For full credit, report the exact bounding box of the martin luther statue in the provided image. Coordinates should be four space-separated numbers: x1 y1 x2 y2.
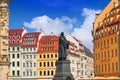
53 32 74 80
58 32 69 60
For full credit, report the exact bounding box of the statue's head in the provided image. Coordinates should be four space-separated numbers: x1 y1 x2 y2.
61 32 64 36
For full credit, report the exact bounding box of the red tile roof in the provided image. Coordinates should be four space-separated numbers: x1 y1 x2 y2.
22 32 41 47
9 29 24 35
38 35 59 53
67 42 80 56
9 29 24 46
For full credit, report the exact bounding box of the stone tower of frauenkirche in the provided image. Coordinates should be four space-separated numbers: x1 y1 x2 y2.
0 0 11 80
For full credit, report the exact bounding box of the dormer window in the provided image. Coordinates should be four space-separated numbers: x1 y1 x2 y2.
12 40 15 43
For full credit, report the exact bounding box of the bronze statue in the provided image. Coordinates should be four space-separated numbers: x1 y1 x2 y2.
58 32 69 60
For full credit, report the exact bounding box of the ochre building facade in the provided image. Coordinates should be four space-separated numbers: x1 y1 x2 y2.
93 0 120 77
38 35 59 80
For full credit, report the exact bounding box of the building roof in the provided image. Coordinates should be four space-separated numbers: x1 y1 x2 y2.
22 32 41 47
9 29 25 46
9 29 24 35
38 35 59 53
67 42 80 57
93 0 119 35
84 46 93 58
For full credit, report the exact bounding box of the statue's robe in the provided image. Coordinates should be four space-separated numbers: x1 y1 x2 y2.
58 35 69 60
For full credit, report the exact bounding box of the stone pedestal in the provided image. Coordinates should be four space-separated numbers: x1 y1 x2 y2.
53 60 74 80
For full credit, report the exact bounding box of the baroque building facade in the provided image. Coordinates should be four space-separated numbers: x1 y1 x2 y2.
9 28 27 80
38 35 59 80
9 30 93 80
66 34 94 78
21 32 43 80
93 0 120 77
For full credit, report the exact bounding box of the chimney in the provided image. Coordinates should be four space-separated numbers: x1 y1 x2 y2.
40 29 43 32
22 26 25 30
51 32 53 36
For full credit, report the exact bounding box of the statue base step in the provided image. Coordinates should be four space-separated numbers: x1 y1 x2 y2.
53 60 74 80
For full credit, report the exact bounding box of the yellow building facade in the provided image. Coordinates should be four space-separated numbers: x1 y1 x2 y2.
0 0 11 80
38 35 59 80
93 0 120 77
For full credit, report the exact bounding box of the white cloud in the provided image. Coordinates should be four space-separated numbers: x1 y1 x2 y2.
72 8 101 50
23 8 101 50
24 15 76 35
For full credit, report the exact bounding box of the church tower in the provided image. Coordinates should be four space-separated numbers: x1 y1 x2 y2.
0 0 11 80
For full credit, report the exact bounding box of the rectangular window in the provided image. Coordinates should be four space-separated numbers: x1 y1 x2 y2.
17 47 19 51
17 54 19 58
48 71 50 76
51 54 53 58
39 62 42 67
44 71 46 76
23 63 25 67
107 39 109 45
47 54 49 58
104 51 106 58
116 63 118 70
111 38 113 44
43 55 46 58
34 55 36 58
44 62 46 66
47 62 49 66
23 55 25 59
108 50 109 57
23 72 25 76
112 50 114 57
99 65 100 72
12 62 15 67
39 55 42 58
112 63 114 71
40 71 42 76
115 49 117 56
34 63 36 67
104 40 106 46
17 70 20 76
17 61 20 67
105 64 106 71
12 70 15 76
51 71 54 75
115 37 117 43
101 41 102 47
101 52 103 59
12 54 15 58
34 48 36 51
108 64 110 71
26 55 28 59
102 65 103 71
98 53 100 59
34 71 36 76
30 62 32 67
27 48 29 51
51 62 54 66
55 54 57 58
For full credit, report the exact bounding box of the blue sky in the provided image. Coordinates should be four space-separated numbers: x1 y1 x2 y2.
9 0 110 49
9 0 109 29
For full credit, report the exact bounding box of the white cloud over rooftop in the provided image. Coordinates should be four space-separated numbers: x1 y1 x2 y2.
23 8 101 50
